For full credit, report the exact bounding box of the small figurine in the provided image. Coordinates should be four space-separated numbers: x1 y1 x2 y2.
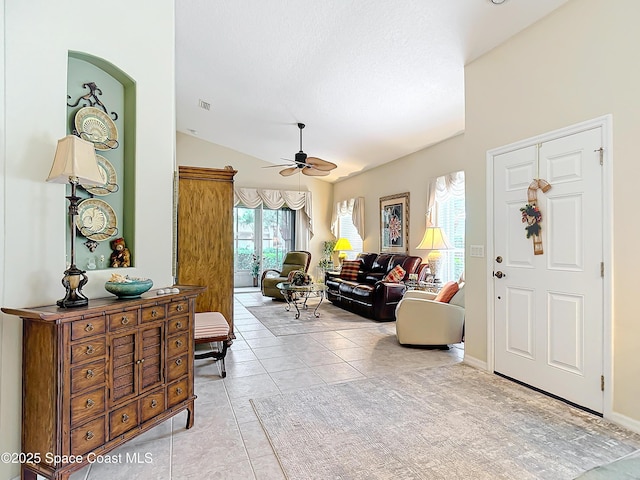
110 237 131 268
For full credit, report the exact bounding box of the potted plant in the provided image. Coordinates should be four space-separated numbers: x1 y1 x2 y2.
251 253 261 287
318 240 337 271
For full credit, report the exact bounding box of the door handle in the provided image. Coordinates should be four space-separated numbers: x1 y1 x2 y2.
494 271 505 279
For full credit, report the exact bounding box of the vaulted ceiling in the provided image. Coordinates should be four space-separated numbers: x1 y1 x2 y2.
176 0 569 182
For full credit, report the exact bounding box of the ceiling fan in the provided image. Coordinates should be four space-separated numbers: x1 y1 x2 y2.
271 123 337 177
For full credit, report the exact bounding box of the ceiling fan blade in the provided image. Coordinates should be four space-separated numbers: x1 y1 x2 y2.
306 157 337 171
279 167 299 177
263 163 294 168
302 167 330 177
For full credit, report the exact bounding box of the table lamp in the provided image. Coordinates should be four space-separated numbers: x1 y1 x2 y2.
333 237 353 266
416 226 452 282
46 135 104 308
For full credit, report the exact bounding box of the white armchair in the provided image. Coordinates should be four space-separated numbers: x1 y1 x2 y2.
395 285 465 346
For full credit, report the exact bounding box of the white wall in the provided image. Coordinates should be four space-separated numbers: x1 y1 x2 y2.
333 134 465 257
176 132 334 273
1 2 176 478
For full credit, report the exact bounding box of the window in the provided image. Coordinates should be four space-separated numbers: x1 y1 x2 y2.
434 172 465 283
337 212 363 260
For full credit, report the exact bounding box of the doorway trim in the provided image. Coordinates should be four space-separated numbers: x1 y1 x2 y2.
485 114 613 418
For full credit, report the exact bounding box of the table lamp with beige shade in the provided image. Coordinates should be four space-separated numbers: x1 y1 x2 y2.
46 135 104 307
416 226 452 282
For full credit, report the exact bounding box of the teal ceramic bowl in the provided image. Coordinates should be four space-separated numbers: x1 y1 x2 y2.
105 278 153 298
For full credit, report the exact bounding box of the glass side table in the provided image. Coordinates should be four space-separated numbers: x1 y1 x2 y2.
404 281 443 294
275 282 328 319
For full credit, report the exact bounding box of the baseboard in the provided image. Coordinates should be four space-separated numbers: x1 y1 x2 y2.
608 410 640 435
463 354 488 371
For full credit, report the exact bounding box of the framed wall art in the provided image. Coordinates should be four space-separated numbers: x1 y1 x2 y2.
380 192 409 253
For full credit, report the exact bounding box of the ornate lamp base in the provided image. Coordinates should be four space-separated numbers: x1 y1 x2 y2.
427 251 443 283
57 266 89 308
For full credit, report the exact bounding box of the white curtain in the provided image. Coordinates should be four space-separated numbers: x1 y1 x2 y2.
331 197 365 239
425 171 465 226
234 188 313 247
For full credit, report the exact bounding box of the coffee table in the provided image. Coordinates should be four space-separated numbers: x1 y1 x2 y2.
275 282 328 319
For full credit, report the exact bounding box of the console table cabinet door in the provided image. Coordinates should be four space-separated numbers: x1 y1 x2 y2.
139 322 165 391
110 331 137 404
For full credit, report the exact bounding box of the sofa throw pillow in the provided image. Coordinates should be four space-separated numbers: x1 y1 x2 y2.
339 260 361 281
434 281 459 303
383 264 406 283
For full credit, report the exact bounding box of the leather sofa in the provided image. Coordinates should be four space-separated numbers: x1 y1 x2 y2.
325 252 422 321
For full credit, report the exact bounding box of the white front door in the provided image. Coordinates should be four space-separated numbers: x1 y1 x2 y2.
493 127 604 413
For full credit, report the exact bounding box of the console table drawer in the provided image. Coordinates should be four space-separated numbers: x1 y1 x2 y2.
168 300 189 317
167 354 188 382
167 379 189 407
71 338 106 364
71 416 105 456
71 360 106 394
142 305 165 323
70 388 106 427
108 310 140 331
110 401 139 438
71 316 106 340
141 389 165 423
167 332 189 358
168 316 189 335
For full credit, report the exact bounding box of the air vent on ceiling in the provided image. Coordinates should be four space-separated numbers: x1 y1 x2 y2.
198 99 211 111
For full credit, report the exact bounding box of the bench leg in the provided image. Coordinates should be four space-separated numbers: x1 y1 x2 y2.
195 340 229 377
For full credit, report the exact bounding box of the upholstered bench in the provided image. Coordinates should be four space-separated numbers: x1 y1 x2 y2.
194 312 230 377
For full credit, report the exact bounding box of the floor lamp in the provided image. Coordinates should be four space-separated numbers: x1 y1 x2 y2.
46 135 104 308
416 226 452 282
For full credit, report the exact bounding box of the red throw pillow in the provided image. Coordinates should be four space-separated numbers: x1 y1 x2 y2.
339 260 361 281
434 281 459 303
383 264 406 283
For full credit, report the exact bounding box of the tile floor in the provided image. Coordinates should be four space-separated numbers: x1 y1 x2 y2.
68 290 463 480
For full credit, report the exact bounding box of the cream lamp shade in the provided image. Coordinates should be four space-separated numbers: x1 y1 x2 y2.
46 135 103 185
416 226 452 281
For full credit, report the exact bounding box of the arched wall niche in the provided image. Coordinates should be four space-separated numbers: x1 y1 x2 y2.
66 51 137 271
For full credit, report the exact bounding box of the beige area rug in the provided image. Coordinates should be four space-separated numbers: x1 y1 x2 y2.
251 364 640 480
246 299 376 336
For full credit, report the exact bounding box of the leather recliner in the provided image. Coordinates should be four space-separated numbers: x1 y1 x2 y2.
261 251 312 300
325 252 422 321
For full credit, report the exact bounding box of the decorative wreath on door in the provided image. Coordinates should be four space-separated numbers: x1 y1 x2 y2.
520 179 551 255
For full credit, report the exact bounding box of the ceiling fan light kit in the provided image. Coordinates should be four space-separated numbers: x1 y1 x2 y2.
274 123 337 177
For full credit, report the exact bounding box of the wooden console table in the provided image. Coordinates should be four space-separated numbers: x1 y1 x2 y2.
2 285 205 480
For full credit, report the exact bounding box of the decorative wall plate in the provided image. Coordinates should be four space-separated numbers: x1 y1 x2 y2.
74 106 119 150
76 199 118 241
81 155 118 195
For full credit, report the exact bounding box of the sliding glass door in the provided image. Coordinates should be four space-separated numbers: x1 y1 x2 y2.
234 206 295 287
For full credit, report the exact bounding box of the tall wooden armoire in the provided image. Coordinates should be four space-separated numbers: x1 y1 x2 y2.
177 166 237 336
